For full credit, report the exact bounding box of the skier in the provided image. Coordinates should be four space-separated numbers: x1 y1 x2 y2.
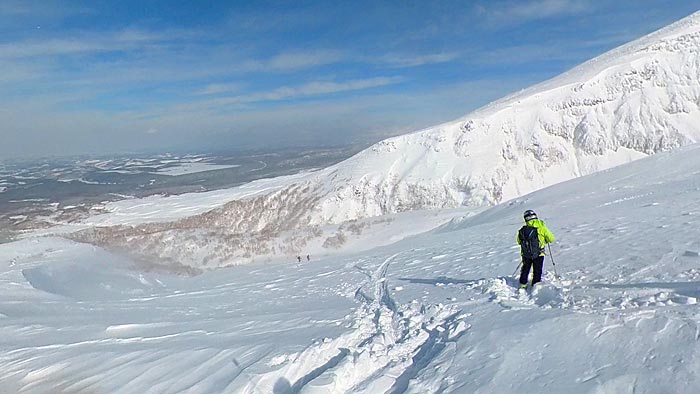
516 210 555 288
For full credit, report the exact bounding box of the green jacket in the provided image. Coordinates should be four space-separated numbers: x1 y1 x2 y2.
517 219 555 256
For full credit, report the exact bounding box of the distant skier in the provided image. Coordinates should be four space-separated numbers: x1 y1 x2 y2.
297 256 302 263
306 254 310 262
517 210 556 288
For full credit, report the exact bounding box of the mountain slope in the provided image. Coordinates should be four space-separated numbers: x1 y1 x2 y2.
315 10 700 220
3 141 700 393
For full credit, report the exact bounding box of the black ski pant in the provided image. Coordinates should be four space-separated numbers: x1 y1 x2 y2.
519 255 544 285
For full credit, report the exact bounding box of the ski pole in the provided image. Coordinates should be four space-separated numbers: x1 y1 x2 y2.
511 261 522 278
547 244 559 279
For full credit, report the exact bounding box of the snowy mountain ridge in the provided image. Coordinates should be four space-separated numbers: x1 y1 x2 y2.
484 10 700 108
316 10 700 220
64 11 700 269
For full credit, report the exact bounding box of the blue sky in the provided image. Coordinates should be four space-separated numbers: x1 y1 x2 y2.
1 0 698 158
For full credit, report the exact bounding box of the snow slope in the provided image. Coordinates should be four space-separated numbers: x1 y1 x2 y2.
313 10 700 220
50 11 700 269
3 140 700 392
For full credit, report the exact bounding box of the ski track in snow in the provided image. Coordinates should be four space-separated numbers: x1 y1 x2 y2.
246 252 471 393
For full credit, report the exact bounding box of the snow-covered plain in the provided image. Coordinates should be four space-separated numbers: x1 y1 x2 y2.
150 163 240 177
2 142 700 393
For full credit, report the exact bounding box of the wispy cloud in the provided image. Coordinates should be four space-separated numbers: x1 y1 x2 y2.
261 50 345 71
0 39 116 59
0 29 195 59
0 1 31 15
209 77 402 106
0 0 90 17
377 52 461 68
0 60 45 84
226 50 347 73
476 0 595 26
471 43 585 66
194 82 245 96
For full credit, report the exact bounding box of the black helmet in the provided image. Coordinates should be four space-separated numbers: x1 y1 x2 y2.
523 210 537 221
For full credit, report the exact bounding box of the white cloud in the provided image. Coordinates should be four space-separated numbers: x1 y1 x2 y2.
477 0 594 26
235 50 347 73
378 52 461 68
194 82 245 96
0 1 29 14
0 61 45 83
0 29 185 59
0 39 109 59
471 43 584 65
0 0 91 18
211 77 402 105
265 50 345 71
